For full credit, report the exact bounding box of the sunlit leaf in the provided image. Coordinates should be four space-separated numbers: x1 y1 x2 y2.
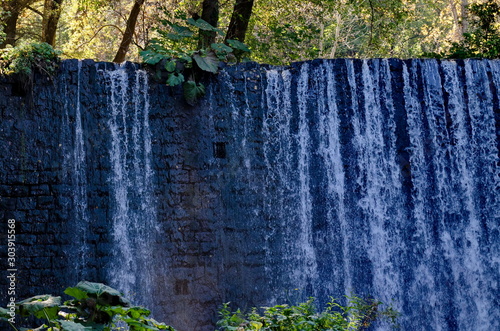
124 318 158 330
18 295 61 319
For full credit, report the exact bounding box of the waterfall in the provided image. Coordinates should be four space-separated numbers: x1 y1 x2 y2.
49 58 497 330
318 61 350 297
99 64 156 306
257 59 499 330
61 60 90 281
73 61 90 278
263 66 319 300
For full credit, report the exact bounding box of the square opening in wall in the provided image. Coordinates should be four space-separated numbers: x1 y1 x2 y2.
174 279 189 295
213 142 227 159
11 81 28 97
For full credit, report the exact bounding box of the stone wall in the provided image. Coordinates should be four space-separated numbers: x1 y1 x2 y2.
1 58 499 331
0 59 271 331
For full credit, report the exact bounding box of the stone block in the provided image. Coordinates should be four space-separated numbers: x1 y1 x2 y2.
17 197 36 210
37 196 54 209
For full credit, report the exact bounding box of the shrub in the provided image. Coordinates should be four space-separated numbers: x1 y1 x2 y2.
0 42 61 77
216 296 399 331
0 281 175 331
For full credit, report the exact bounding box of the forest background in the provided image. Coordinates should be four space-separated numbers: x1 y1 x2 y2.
0 0 499 66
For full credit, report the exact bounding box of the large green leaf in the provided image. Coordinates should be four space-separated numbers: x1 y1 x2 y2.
186 18 223 34
193 51 219 73
0 306 13 321
18 295 61 319
164 22 194 39
165 60 177 72
226 39 251 53
124 318 159 330
211 43 233 54
58 320 93 331
20 326 47 331
64 286 88 300
183 81 206 106
170 23 193 35
74 282 121 297
167 72 185 86
73 281 129 307
165 32 190 41
140 49 165 65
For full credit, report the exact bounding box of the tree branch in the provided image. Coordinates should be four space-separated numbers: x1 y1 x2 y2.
77 24 124 49
26 5 43 16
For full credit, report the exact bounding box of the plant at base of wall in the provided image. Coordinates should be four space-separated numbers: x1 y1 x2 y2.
0 281 175 331
139 9 250 106
216 296 399 331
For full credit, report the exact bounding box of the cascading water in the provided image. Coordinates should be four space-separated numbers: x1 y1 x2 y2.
256 59 499 330
60 61 90 281
98 64 156 307
73 62 90 277
51 58 497 330
263 66 319 300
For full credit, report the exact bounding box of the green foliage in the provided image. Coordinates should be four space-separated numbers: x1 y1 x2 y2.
2 281 176 331
140 8 250 105
17 295 62 320
0 42 62 77
436 0 500 59
183 80 206 106
216 296 399 331
0 9 7 46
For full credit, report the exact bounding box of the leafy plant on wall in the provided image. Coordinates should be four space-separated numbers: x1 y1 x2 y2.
139 8 250 106
0 42 61 77
0 42 62 97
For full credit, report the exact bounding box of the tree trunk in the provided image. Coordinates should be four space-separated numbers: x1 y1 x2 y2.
225 0 254 43
1 10 19 48
1 0 40 48
42 0 64 46
330 11 342 58
113 0 145 63
198 0 219 49
461 0 469 33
